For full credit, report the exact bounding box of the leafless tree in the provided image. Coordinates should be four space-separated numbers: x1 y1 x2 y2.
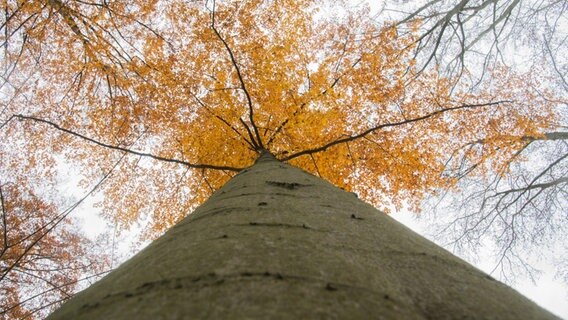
390 0 567 86
391 0 568 282
426 128 567 281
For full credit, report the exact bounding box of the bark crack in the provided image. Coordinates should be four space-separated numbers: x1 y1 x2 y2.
241 222 322 231
79 271 391 311
265 181 311 190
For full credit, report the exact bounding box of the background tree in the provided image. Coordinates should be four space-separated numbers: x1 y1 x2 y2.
387 0 567 281
0 183 111 319
390 0 567 84
0 0 562 317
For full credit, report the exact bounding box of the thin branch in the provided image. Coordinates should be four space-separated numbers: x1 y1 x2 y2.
309 154 322 178
0 269 112 316
0 183 7 254
7 114 243 171
494 177 568 196
239 117 259 149
282 101 509 161
210 0 263 149
189 90 256 150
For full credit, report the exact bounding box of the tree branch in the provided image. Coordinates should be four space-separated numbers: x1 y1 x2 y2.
210 0 263 150
0 270 111 315
0 183 8 256
282 101 509 161
494 177 568 197
7 114 244 172
489 151 568 209
188 90 256 151
267 57 363 148
538 131 568 141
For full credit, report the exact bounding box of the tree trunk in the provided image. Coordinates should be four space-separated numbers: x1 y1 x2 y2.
48 152 558 319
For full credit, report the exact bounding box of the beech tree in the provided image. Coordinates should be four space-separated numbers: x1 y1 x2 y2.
0 0 562 318
47 152 558 319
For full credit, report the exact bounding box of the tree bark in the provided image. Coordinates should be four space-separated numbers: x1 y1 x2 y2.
48 152 558 319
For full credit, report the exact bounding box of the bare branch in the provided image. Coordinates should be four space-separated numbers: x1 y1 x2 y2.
493 177 568 197
0 270 111 316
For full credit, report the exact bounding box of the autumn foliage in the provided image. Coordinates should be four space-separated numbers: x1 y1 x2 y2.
0 0 559 318
0 184 109 319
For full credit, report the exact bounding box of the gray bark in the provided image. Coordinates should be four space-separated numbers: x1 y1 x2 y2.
48 152 558 319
